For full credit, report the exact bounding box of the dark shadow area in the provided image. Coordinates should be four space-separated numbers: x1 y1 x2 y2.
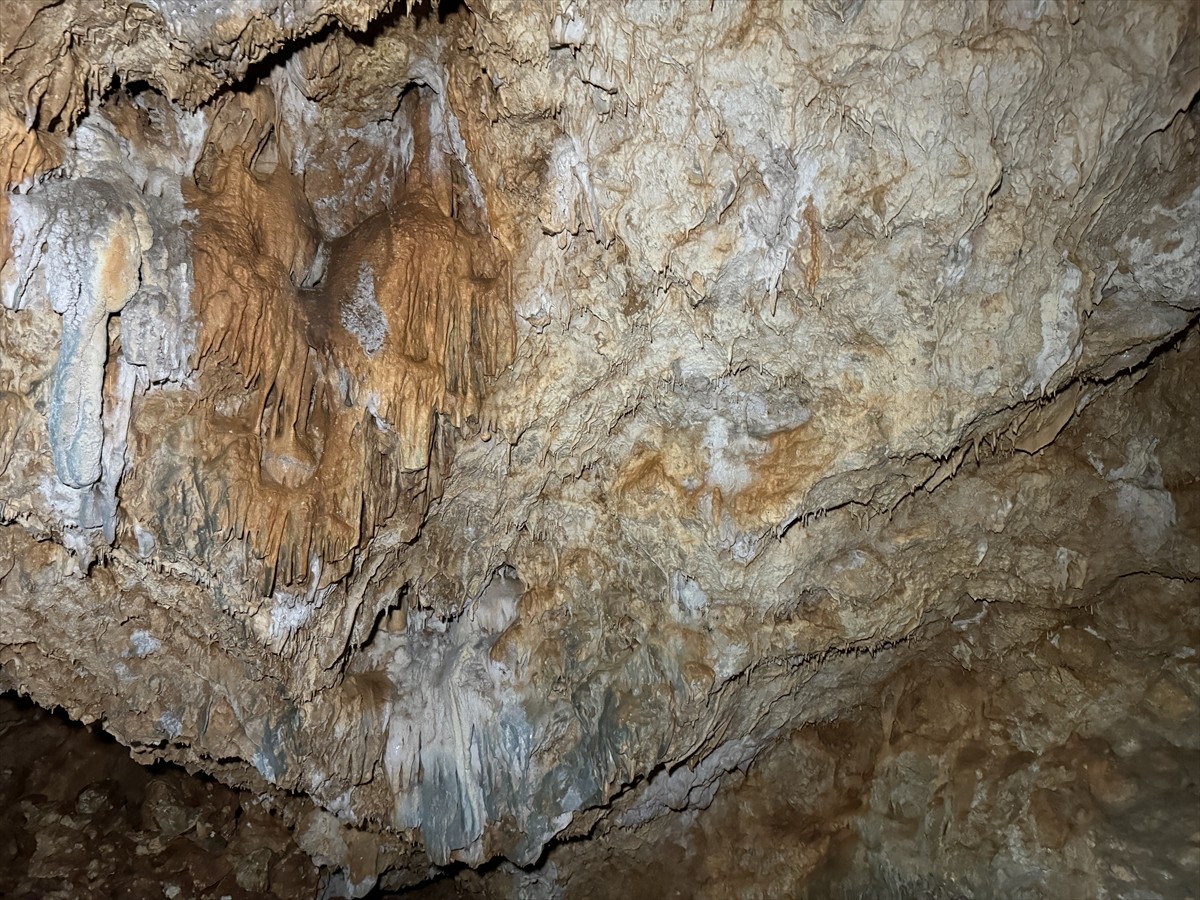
408 0 471 30
0 691 323 899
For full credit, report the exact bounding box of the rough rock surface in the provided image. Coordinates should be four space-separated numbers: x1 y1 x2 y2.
0 693 328 899
0 0 1197 895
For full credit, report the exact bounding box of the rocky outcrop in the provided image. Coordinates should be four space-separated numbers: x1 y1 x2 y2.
1 0 1196 894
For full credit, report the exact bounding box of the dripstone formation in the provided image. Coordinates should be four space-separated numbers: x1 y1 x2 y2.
1 1 1196 896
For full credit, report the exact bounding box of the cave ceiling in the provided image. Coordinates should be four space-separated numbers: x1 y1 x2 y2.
0 0 1197 894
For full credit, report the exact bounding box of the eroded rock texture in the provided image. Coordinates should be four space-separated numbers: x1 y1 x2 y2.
0 0 1197 895
0 694 328 898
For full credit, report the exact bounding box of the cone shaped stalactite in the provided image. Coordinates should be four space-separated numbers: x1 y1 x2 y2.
1 1 1198 896
160 82 514 593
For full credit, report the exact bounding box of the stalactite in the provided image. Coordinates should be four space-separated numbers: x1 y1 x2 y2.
1 1 1196 893
175 86 513 590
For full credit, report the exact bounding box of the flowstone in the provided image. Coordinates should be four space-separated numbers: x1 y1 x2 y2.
1 0 1196 895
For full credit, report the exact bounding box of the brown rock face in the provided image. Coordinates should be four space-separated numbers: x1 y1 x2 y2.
0 0 1197 896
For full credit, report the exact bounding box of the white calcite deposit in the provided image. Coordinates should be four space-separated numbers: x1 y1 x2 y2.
0 1 1196 896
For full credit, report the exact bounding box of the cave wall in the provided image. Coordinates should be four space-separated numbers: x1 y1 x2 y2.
0 0 1197 893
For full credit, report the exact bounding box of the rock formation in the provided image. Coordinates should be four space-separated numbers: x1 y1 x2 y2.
0 0 1196 896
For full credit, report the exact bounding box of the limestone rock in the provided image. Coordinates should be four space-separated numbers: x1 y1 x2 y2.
0 0 1196 894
